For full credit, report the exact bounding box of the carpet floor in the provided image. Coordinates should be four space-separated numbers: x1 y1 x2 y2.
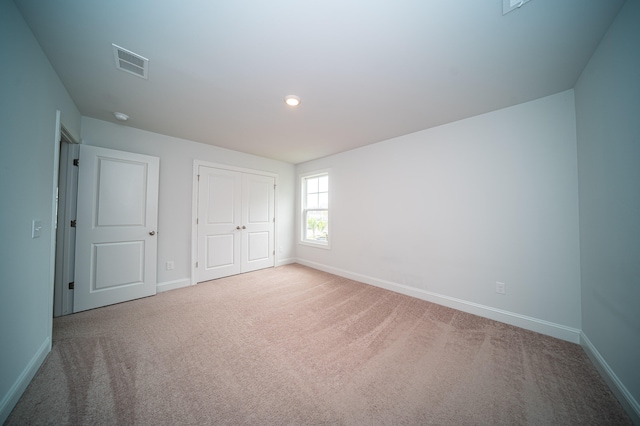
6 264 631 425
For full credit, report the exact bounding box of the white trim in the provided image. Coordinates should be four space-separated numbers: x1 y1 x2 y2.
299 240 331 250
191 162 199 286
276 257 297 267
190 162 199 286
194 161 278 179
295 259 581 343
53 131 79 317
156 278 191 293
0 337 50 424
49 111 62 329
299 169 331 249
580 332 640 424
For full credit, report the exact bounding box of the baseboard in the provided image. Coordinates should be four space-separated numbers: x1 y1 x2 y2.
0 337 51 424
156 278 191 293
296 259 581 344
581 332 640 424
276 257 297 267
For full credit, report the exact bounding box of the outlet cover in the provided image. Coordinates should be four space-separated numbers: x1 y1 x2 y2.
496 282 506 294
31 220 42 239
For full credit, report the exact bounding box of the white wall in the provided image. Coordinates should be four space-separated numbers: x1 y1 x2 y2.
575 0 640 420
81 117 296 290
0 0 81 422
296 90 581 341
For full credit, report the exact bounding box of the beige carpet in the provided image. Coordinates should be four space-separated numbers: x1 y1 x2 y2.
6 264 631 425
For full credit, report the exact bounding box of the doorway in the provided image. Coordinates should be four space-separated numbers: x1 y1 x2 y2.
53 128 78 316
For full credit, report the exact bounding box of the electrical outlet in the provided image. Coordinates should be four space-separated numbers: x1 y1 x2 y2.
496 282 506 295
166 261 174 270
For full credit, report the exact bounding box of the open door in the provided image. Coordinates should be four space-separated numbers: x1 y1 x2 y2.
73 145 159 312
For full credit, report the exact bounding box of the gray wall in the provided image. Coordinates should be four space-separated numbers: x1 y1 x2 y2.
575 0 640 418
296 90 582 341
0 0 81 422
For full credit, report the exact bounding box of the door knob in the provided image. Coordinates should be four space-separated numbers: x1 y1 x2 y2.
236 226 241 230
242 225 246 229
149 231 156 236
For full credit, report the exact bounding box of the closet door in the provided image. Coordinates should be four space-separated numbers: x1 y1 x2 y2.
197 166 275 282
197 167 242 281
241 173 275 273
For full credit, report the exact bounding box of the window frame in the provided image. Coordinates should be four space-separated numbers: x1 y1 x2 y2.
300 169 330 249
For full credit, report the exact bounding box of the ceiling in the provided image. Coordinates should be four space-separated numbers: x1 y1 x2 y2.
15 0 624 164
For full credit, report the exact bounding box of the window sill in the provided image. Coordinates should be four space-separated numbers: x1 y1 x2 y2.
299 240 331 250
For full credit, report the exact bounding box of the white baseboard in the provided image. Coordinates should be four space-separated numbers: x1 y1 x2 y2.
156 278 191 293
0 337 51 424
296 259 581 344
580 332 640 424
276 257 297 267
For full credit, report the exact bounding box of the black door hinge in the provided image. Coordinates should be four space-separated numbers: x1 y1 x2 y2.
68 282 74 290
70 220 77 227
73 159 79 166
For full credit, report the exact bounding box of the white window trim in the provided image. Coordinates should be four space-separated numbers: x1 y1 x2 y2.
299 169 331 249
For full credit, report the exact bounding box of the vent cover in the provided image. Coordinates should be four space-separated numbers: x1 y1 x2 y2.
503 0 532 15
112 44 148 79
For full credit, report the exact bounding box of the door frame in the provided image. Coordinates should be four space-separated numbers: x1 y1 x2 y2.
52 111 79 318
191 160 278 285
53 130 79 316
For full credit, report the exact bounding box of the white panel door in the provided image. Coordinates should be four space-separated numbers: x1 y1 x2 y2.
197 167 242 281
241 173 275 273
197 166 274 282
74 145 159 312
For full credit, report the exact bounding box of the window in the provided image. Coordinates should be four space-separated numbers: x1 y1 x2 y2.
301 171 329 247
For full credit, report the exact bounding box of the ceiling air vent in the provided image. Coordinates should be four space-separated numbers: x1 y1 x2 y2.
503 0 532 15
112 44 148 79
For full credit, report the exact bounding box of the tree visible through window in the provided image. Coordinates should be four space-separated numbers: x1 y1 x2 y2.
302 172 328 246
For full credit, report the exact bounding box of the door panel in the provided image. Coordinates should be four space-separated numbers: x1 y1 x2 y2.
206 174 237 223
247 181 270 222
241 173 274 273
248 232 270 261
96 159 147 226
74 145 159 313
205 234 235 268
93 241 144 290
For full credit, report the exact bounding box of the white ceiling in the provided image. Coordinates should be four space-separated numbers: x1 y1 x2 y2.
15 0 624 164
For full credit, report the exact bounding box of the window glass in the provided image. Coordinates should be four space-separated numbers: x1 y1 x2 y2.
304 210 328 242
301 172 329 247
307 194 318 209
318 193 328 209
318 175 328 192
307 177 318 193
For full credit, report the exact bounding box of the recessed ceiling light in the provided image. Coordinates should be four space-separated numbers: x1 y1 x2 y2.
284 95 301 107
113 112 129 121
